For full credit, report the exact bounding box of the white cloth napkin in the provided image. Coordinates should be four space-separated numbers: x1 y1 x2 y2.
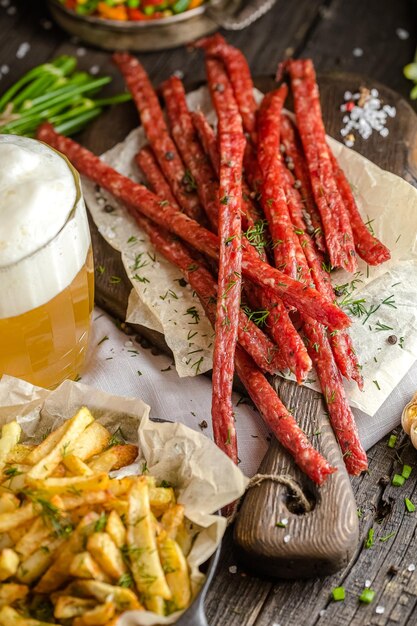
81 308 417 477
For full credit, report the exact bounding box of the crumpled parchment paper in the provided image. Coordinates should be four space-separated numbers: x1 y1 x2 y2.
82 86 417 417
0 375 248 625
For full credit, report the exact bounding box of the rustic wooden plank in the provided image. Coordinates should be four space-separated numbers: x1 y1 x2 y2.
301 0 417 101
206 434 417 626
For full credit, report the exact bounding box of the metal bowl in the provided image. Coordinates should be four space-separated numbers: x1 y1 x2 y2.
47 0 217 51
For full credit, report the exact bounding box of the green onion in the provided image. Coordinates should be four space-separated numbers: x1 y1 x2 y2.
332 587 345 601
172 0 190 12
387 434 397 448
364 527 375 549
392 474 405 487
405 498 415 512
0 56 131 137
402 465 412 479
379 531 396 542
359 588 375 604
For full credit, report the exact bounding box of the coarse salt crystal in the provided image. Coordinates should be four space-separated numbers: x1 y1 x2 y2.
40 19 52 29
344 91 352 100
90 65 100 75
124 341 134 348
396 27 409 40
283 534 291 543
77 47 87 57
365 579 371 588
0 0 10 7
408 563 415 572
16 42 30 59
371 88 379 97
345 139 354 148
1 65 9 75
319 609 326 617
6 4 15 14
380 128 389 138
229 565 237 574
281 518 288 526
376 606 385 615
173 69 184 79
353 47 364 57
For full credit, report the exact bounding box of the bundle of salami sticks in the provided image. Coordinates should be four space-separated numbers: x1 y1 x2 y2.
37 35 391 485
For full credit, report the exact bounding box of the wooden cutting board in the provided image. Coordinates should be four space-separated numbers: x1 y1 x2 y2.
81 73 417 578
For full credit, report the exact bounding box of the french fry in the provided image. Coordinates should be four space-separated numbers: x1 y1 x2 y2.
27 472 109 495
26 423 68 465
72 601 116 625
127 478 171 599
59 491 109 511
5 444 33 464
15 518 50 560
157 530 191 610
53 595 97 619
69 552 109 582
0 493 19 514
149 486 176 516
108 476 135 496
86 532 127 581
7 524 32 544
0 584 28 607
160 504 185 539
0 466 29 492
72 580 143 610
0 537 12 552
0 605 55 626
27 408 94 480
0 422 21 472
105 510 126 548
144 595 165 615
174 523 194 557
34 512 99 593
63 455 93 476
0 503 36 533
0 550 19 581
69 422 111 461
88 444 138 473
17 537 63 584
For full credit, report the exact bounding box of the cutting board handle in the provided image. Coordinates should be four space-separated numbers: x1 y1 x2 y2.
234 379 359 578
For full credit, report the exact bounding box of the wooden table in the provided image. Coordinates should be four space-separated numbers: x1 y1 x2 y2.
2 1 417 624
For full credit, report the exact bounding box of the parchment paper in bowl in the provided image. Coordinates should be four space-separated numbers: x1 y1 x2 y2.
0 375 248 625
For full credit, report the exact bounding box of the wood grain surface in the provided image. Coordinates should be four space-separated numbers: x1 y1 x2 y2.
2 0 417 623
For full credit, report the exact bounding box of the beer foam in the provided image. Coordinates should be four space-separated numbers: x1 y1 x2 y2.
0 135 91 318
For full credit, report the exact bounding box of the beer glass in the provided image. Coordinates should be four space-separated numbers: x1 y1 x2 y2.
0 135 94 389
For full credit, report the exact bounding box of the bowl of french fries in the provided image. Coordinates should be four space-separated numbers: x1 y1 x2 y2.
0 376 247 625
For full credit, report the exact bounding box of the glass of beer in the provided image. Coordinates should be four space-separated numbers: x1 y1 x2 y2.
0 135 94 389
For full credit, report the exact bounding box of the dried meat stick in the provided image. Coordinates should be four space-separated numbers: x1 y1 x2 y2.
135 146 179 209
329 150 391 266
253 90 366 472
37 123 351 331
280 113 326 253
205 57 246 465
303 321 368 475
285 59 357 272
190 106 309 380
135 214 286 375
195 34 258 139
192 109 266 249
234 346 336 484
161 76 219 230
257 86 302 279
191 110 220 173
246 283 312 383
282 163 364 389
112 52 205 224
